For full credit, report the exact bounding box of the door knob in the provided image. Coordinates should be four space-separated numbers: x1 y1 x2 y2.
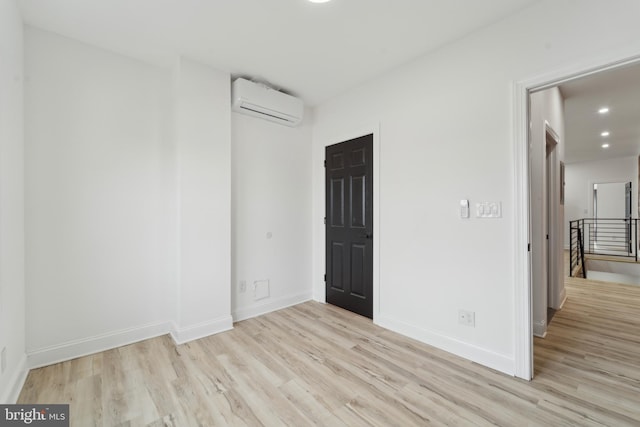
360 233 372 239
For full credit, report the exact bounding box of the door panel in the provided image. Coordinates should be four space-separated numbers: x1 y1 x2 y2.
325 134 373 318
350 243 366 297
351 175 366 227
330 179 345 226
351 148 366 166
331 243 344 291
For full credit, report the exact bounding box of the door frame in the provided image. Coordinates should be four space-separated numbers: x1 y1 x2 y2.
545 124 564 312
315 123 381 322
513 52 640 380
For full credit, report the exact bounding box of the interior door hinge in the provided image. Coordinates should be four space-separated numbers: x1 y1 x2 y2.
528 243 531 252
324 160 327 167
324 274 327 282
324 217 326 224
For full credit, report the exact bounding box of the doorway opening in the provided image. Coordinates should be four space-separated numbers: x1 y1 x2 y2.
516 54 640 380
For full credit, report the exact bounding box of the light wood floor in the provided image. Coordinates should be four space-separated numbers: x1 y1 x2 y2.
18 279 640 426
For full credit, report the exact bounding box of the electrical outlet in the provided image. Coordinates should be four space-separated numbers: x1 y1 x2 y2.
1 347 6 374
254 280 270 301
458 310 475 327
239 280 247 293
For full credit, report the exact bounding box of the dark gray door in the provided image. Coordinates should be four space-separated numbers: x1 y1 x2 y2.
325 134 373 318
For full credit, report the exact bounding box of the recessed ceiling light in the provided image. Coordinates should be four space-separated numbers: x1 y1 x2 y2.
602 143 610 149
308 0 331 3
598 107 610 114
601 131 610 137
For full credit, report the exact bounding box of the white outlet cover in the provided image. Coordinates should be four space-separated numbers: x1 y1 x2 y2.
254 280 270 301
458 310 476 327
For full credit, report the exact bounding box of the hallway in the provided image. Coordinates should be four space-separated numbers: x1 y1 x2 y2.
534 268 640 424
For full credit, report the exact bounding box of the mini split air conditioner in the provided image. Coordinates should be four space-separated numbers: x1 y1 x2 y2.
231 78 304 127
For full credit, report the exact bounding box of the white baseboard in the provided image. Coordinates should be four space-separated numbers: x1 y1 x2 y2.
170 316 233 345
552 288 568 311
233 291 313 323
27 321 171 369
558 291 568 309
376 314 515 376
533 319 547 338
0 354 28 403
312 289 326 304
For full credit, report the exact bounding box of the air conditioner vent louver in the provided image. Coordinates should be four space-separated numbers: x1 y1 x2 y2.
231 78 303 127
238 103 298 124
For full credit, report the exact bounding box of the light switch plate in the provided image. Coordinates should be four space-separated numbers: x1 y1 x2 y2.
460 199 470 219
476 202 502 218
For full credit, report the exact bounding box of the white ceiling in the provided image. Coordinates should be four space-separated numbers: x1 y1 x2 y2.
17 0 539 106
561 63 640 164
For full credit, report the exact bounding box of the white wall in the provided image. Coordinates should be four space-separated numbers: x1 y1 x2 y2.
312 0 640 375
0 0 26 403
24 30 237 362
23 25 311 366
564 155 637 246
530 87 565 337
172 58 232 342
24 28 174 365
231 111 313 321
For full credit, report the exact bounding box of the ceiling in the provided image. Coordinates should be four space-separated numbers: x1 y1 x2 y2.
561 63 640 164
18 0 539 106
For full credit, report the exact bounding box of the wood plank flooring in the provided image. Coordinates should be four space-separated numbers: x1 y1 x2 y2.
18 278 640 426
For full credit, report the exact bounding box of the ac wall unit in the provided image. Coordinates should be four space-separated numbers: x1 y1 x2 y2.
231 78 304 127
